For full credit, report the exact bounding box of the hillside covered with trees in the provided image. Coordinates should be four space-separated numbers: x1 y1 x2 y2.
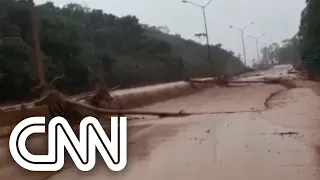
145 27 245 77
0 0 245 102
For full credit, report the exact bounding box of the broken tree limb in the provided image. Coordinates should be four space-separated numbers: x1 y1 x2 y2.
61 96 264 119
43 92 193 120
90 85 120 107
229 80 279 84
231 78 297 89
50 74 64 84
90 88 112 107
188 76 284 85
187 78 216 83
64 98 192 118
229 78 282 84
187 77 231 87
288 70 298 74
110 85 120 91
188 77 230 85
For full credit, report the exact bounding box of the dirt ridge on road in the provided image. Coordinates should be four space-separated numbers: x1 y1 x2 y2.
264 79 298 109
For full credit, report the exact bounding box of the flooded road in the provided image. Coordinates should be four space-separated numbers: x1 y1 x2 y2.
1 64 320 180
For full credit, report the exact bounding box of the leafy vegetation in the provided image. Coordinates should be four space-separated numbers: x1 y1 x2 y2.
0 0 246 102
146 27 245 77
256 36 301 69
298 0 320 78
299 0 320 53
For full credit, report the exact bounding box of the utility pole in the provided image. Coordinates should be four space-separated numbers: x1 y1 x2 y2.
29 0 46 90
202 8 212 76
229 22 255 67
256 40 260 63
182 0 214 76
248 32 265 64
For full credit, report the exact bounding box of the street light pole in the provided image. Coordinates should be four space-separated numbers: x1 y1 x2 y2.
229 22 255 67
241 31 246 66
256 39 260 63
248 32 265 64
182 0 214 76
202 8 213 76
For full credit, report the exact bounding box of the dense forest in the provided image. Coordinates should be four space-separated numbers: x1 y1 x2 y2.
0 0 246 102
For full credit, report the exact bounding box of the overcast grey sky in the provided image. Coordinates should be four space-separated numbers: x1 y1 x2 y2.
34 0 306 65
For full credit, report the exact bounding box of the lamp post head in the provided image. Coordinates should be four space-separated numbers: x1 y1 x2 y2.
182 0 187 3
229 25 233 28
251 22 255 25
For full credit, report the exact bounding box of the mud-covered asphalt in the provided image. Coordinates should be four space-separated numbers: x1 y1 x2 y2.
1 64 320 180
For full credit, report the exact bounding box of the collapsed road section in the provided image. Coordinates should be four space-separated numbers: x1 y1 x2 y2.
1 64 320 180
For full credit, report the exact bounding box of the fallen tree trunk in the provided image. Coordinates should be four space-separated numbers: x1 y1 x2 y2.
229 79 281 84
42 91 192 122
65 98 192 118
188 78 283 85
187 78 216 83
188 77 230 87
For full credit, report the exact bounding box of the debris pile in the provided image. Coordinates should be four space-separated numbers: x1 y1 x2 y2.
0 75 297 138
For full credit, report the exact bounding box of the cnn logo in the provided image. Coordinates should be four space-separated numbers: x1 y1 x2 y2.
9 116 127 172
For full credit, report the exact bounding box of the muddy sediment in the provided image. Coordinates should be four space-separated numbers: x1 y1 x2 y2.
2 65 320 180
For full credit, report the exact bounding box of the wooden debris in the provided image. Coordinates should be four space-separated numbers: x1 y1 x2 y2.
90 88 113 107
89 85 120 108
216 77 230 87
274 132 299 136
187 76 230 87
188 76 282 86
288 70 298 74
41 91 192 124
229 78 282 84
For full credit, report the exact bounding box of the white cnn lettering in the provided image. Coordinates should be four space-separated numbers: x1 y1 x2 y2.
9 116 127 172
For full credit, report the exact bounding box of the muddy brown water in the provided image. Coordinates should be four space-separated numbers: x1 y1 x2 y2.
1 65 320 180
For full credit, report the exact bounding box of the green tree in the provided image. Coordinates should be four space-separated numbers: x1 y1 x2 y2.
298 0 320 78
0 1 244 102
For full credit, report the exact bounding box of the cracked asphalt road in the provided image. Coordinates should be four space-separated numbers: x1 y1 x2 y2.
1 64 320 180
